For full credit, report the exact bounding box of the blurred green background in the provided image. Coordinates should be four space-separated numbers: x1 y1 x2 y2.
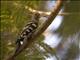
1 1 80 60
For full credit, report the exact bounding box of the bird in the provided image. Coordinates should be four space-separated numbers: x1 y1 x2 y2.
15 13 40 53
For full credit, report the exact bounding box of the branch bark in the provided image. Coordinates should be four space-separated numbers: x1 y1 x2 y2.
6 0 64 60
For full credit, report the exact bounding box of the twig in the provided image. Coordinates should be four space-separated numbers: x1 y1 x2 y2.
6 0 64 60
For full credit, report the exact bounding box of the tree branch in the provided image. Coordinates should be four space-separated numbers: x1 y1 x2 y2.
6 0 64 60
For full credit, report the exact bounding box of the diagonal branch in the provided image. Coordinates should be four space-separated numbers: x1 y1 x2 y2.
6 0 64 60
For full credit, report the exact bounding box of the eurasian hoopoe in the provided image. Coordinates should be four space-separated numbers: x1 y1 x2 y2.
15 13 40 52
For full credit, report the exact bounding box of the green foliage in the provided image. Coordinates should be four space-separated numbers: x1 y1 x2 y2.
64 44 79 60
57 1 80 37
1 1 45 60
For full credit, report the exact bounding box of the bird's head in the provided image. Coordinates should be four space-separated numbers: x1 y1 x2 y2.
32 13 40 22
